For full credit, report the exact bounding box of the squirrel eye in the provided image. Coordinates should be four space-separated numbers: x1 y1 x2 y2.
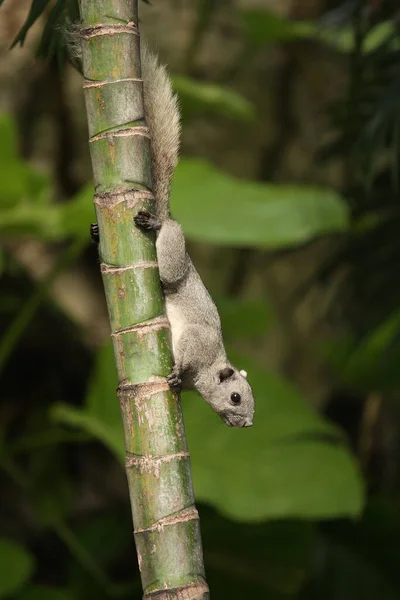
230 392 241 404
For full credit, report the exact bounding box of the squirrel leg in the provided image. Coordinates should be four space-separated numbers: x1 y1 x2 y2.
134 210 161 231
166 325 218 391
134 212 187 285
155 219 188 285
166 328 194 390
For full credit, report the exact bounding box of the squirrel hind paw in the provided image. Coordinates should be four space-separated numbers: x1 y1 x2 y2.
134 211 161 231
167 370 182 389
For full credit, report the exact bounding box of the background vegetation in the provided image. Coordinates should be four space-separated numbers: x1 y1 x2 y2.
1 0 400 598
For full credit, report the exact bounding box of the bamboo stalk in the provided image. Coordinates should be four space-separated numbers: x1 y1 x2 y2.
78 1 209 598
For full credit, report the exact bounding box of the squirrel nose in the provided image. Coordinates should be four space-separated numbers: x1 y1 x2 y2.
243 418 253 428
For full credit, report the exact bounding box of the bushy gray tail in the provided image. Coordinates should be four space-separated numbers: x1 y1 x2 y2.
141 44 181 221
65 28 180 220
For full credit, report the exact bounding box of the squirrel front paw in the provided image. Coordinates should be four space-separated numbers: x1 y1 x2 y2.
167 369 182 389
90 223 99 244
134 211 161 231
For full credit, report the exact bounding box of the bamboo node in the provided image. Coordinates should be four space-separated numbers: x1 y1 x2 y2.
117 379 171 399
94 189 154 209
83 77 143 89
100 261 158 274
89 126 150 143
80 24 138 40
125 452 190 475
143 581 210 599
111 316 170 337
134 508 199 535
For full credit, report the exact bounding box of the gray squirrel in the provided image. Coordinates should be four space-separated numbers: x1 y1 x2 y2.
92 44 255 428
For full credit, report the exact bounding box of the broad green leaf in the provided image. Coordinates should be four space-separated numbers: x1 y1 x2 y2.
241 10 313 45
54 342 363 522
0 113 49 210
51 341 123 458
61 184 97 239
183 354 363 521
51 403 123 460
30 450 74 527
0 113 18 160
0 121 348 249
16 587 73 600
68 165 349 250
202 506 315 597
314 21 396 54
0 539 35 598
242 10 395 54
173 76 256 122
217 298 274 340
323 309 400 391
171 160 349 248
72 510 132 569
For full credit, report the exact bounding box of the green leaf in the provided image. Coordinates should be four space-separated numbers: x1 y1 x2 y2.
11 0 52 48
217 298 274 340
202 506 315 597
72 510 132 569
314 21 396 54
51 341 123 459
241 10 313 46
30 452 74 527
241 10 396 54
67 165 349 250
0 137 347 249
0 114 49 210
171 160 349 248
323 308 400 392
0 113 18 160
0 238 85 374
0 539 35 598
15 587 73 600
183 354 363 521
61 183 97 239
54 342 363 522
173 76 256 122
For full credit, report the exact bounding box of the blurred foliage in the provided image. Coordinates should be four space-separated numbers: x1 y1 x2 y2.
53 342 363 521
1 1 400 600
242 8 396 53
172 76 256 122
0 113 349 248
312 0 400 397
0 540 35 598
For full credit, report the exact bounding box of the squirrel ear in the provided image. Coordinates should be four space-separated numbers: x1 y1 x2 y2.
239 370 247 379
219 367 234 382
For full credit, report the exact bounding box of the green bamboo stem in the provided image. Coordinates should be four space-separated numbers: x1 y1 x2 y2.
78 2 209 598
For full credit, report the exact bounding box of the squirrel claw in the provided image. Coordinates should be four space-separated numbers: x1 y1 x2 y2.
90 223 99 244
167 370 182 389
134 211 161 231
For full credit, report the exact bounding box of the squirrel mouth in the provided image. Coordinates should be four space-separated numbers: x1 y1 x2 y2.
223 415 253 428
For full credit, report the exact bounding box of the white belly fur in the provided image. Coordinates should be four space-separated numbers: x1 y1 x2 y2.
165 300 186 358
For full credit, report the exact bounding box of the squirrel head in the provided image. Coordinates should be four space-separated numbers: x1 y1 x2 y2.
199 365 255 428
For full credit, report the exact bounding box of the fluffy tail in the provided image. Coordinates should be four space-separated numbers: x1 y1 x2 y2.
141 43 181 221
65 27 180 221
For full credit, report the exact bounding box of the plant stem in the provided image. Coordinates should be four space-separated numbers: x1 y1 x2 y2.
0 237 85 374
77 1 209 598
